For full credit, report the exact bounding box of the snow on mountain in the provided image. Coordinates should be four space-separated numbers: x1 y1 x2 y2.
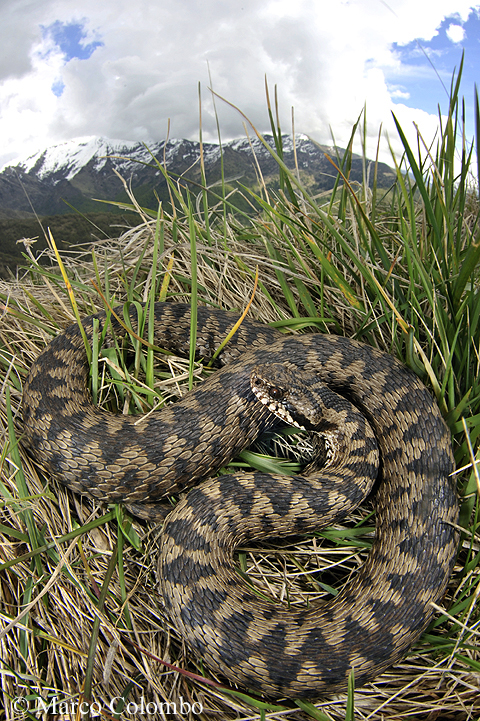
0 133 396 219
228 133 312 157
15 137 164 180
7 135 222 179
5 133 316 180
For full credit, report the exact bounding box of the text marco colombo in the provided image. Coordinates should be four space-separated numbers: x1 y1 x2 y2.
12 695 203 716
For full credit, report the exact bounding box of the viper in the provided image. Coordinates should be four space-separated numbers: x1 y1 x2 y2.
22 302 459 697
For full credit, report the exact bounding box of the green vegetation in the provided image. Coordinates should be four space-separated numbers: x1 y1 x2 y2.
0 132 398 278
0 66 479 720
0 212 133 278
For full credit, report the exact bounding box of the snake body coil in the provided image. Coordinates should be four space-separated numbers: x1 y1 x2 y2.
22 302 458 697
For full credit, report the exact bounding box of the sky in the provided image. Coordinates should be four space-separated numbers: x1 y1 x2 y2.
0 0 479 171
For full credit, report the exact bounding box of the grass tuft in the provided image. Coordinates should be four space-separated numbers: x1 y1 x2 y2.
0 69 479 719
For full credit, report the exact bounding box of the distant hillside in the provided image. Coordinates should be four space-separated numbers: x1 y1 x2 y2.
0 213 133 279
0 134 397 275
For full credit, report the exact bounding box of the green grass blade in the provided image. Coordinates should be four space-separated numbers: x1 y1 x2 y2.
187 195 198 390
5 387 44 576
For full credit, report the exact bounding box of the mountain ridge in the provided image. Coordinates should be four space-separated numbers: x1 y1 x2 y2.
0 134 396 218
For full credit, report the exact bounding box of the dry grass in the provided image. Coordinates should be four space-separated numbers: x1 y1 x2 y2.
0 214 478 721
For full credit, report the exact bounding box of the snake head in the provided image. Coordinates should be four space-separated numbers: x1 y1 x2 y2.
250 363 319 430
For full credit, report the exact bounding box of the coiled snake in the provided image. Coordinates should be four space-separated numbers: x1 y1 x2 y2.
22 302 459 697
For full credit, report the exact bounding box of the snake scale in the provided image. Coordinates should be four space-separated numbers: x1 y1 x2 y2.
22 302 459 698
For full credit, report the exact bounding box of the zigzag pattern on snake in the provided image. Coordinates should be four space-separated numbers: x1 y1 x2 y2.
22 302 459 698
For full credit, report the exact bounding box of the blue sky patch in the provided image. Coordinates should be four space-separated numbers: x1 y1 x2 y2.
51 78 66 97
42 20 103 98
42 20 104 62
387 9 479 125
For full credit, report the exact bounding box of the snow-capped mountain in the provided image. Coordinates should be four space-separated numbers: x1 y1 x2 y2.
6 133 312 180
13 137 159 181
0 134 396 218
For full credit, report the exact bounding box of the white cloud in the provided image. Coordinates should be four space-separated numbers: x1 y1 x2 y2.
0 0 477 170
446 23 466 43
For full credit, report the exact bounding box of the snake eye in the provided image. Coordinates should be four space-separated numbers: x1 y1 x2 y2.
269 386 284 401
